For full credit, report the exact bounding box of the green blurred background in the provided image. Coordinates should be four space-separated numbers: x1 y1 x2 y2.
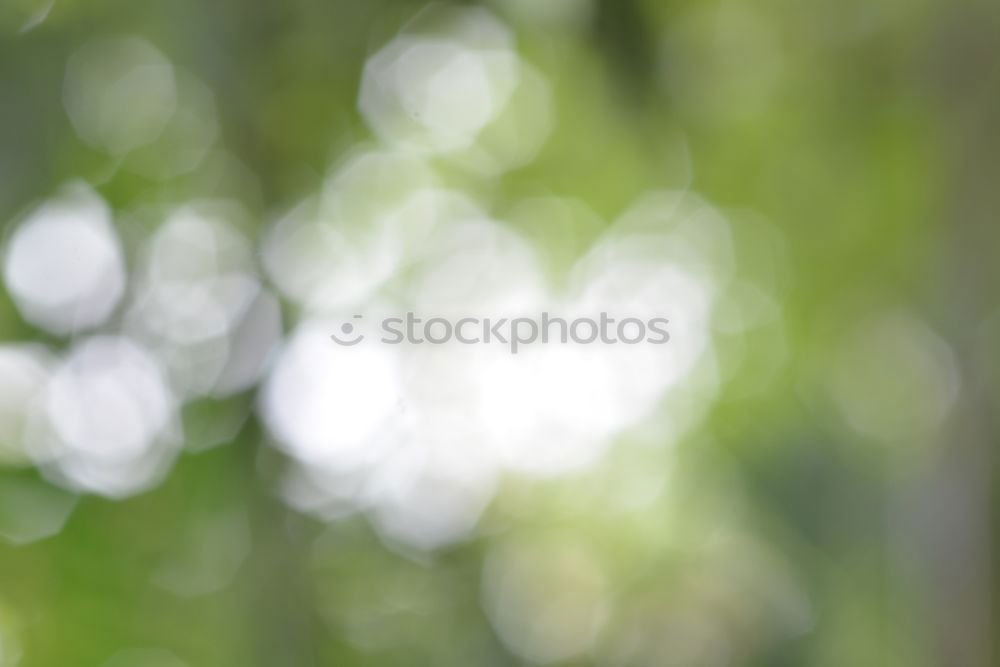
0 0 998 665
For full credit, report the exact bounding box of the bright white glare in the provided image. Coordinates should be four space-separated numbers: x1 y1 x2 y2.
64 36 178 155
406 217 549 316
573 261 714 404
483 540 608 663
366 345 505 548
476 346 622 476
263 193 727 548
261 319 402 469
468 197 716 476
366 423 498 550
465 262 712 478
42 336 179 497
0 344 54 465
359 8 520 153
270 338 506 550
3 184 125 335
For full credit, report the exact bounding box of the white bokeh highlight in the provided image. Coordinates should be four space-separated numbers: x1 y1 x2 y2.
262 190 727 550
40 336 179 497
3 184 126 335
360 9 516 152
126 203 276 398
358 6 552 167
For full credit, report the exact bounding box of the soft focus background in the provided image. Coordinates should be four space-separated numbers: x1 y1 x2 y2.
0 0 998 665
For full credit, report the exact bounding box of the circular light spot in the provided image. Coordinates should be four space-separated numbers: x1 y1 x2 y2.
483 540 608 663
64 36 177 155
359 8 520 153
43 336 178 497
3 184 125 335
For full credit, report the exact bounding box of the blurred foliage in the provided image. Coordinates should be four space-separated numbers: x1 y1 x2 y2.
1 0 999 666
